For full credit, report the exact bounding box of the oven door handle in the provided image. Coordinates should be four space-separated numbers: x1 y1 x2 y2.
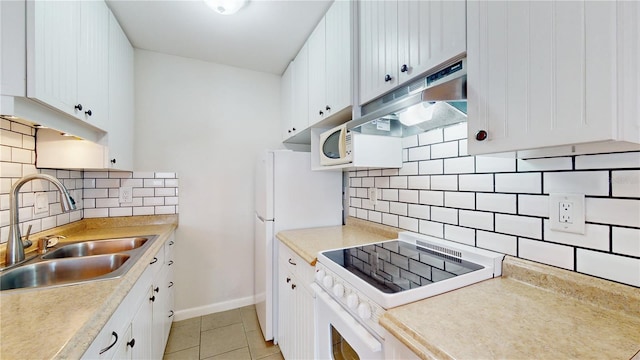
312 284 382 353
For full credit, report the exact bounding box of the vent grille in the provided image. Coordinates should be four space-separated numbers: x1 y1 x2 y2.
416 240 462 258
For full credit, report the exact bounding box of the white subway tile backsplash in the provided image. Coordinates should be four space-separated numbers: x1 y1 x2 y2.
165 197 179 206
430 175 457 191
408 204 430 220
399 161 419 176
84 189 109 198
445 192 475 210
475 155 516 173
586 198 640 227
544 171 609 196
154 206 176 215
382 189 399 201
612 227 640 257
407 176 430 190
408 146 430 161
495 173 541 194
390 176 408 189
362 177 374 188
121 178 144 188
382 169 399 176
444 123 467 141
356 188 368 198
144 179 165 188
575 152 640 170
368 211 382 223
458 174 493 192
133 188 155 197
84 208 109 218
398 216 419 232
577 249 640 287
11 148 31 163
402 135 419 148
372 200 388 212
110 207 133 217
459 210 493 231
518 195 548 217
418 129 443 145
444 225 475 246
1 129 22 147
517 157 572 172
143 197 164 206
351 177 362 187
390 202 408 216
350 197 362 208
519 238 574 270
398 190 419 203
374 177 390 188
133 207 155 216
382 213 399 227
418 159 443 175
544 221 610 251
496 214 542 239
419 220 444 238
444 156 475 174
477 193 516 214
431 207 458 225
477 231 517 256
431 141 459 159
11 122 31 135
85 171 109 178
419 190 444 206
108 172 133 179
2 162 22 177
96 198 120 208
155 172 176 179
459 139 468 156
612 170 640 197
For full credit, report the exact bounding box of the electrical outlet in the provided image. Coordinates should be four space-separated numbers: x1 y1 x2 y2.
119 186 133 204
368 188 378 206
549 193 585 234
34 192 49 215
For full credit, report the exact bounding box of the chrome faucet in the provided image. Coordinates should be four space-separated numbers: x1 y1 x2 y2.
5 174 77 267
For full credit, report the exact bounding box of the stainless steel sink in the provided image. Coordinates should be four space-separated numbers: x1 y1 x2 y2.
0 254 130 291
0 235 158 291
42 237 148 259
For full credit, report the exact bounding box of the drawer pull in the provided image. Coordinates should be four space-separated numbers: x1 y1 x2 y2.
168 260 174 266
127 339 135 348
169 310 175 318
168 281 174 288
150 257 158 265
286 277 291 283
169 241 174 246
291 284 297 290
288 258 296 266
99 331 118 355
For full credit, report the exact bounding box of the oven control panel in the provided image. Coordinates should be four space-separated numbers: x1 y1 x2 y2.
315 263 386 337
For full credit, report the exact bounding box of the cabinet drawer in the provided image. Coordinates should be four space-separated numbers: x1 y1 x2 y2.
278 241 315 290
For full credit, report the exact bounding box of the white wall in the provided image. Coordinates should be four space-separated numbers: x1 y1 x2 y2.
134 50 283 318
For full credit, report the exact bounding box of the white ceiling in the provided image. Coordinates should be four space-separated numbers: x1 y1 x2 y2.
105 0 333 75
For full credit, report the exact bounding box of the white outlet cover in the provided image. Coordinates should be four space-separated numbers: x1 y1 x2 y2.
549 193 585 234
34 192 49 215
119 186 133 204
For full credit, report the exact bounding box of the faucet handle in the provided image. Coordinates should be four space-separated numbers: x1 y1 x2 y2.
21 225 33 248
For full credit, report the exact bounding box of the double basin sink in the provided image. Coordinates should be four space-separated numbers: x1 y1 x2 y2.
0 235 157 291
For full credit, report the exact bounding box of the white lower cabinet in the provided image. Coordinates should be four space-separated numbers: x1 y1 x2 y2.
277 241 315 360
82 234 176 360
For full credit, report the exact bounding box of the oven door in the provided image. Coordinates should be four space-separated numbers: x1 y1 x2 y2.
313 284 383 360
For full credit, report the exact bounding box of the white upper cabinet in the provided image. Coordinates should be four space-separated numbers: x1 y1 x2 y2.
467 0 640 156
359 0 466 105
308 0 353 127
107 11 135 170
280 61 294 141
27 0 110 130
292 42 309 137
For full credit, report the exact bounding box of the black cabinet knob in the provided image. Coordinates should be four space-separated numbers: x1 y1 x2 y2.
85 109 92 116
319 110 324 116
475 130 488 141
286 277 291 283
154 286 159 293
400 64 409 73
384 74 392 82
292 128 296 131
150 295 156 302
291 284 297 290
168 281 174 288
288 129 292 133
325 105 331 111
127 339 135 348
110 159 116 164
74 104 83 111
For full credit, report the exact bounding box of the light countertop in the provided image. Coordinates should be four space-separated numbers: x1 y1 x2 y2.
0 215 178 360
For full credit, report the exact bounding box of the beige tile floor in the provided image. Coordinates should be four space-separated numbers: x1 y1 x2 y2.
163 305 283 360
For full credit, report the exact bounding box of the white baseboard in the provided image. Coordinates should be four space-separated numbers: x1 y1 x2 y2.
173 295 255 321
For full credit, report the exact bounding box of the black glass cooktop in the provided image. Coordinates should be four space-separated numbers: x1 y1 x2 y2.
322 240 484 294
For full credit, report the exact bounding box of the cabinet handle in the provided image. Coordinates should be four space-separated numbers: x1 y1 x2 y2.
150 257 158 265
168 281 174 288
154 286 160 293
127 339 135 348
292 128 296 131
150 295 156 302
169 241 174 246
475 130 488 141
384 74 392 82
400 64 409 73
319 110 324 116
288 129 292 133
168 260 174 266
110 158 116 164
75 104 83 111
288 258 296 266
291 284 296 290
286 277 291 283
168 310 175 318
99 331 118 355
85 109 92 116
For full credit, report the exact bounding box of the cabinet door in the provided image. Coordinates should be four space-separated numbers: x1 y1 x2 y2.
277 255 293 359
294 283 315 360
107 12 134 170
308 17 326 126
292 42 310 133
27 0 80 116
397 0 465 83
131 288 154 360
281 61 294 140
78 0 109 130
359 0 398 104
467 1 618 155
325 0 352 118
111 325 133 360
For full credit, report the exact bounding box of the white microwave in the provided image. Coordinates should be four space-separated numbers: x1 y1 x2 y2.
319 123 353 166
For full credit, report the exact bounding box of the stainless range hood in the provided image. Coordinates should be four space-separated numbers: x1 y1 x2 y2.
348 58 467 137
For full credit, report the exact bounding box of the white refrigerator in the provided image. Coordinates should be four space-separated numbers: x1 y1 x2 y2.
254 150 342 342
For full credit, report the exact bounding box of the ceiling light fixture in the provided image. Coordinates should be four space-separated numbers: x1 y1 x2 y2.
204 0 248 15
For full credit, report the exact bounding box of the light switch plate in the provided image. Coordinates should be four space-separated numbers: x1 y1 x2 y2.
34 192 49 215
549 193 585 234
119 186 133 204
